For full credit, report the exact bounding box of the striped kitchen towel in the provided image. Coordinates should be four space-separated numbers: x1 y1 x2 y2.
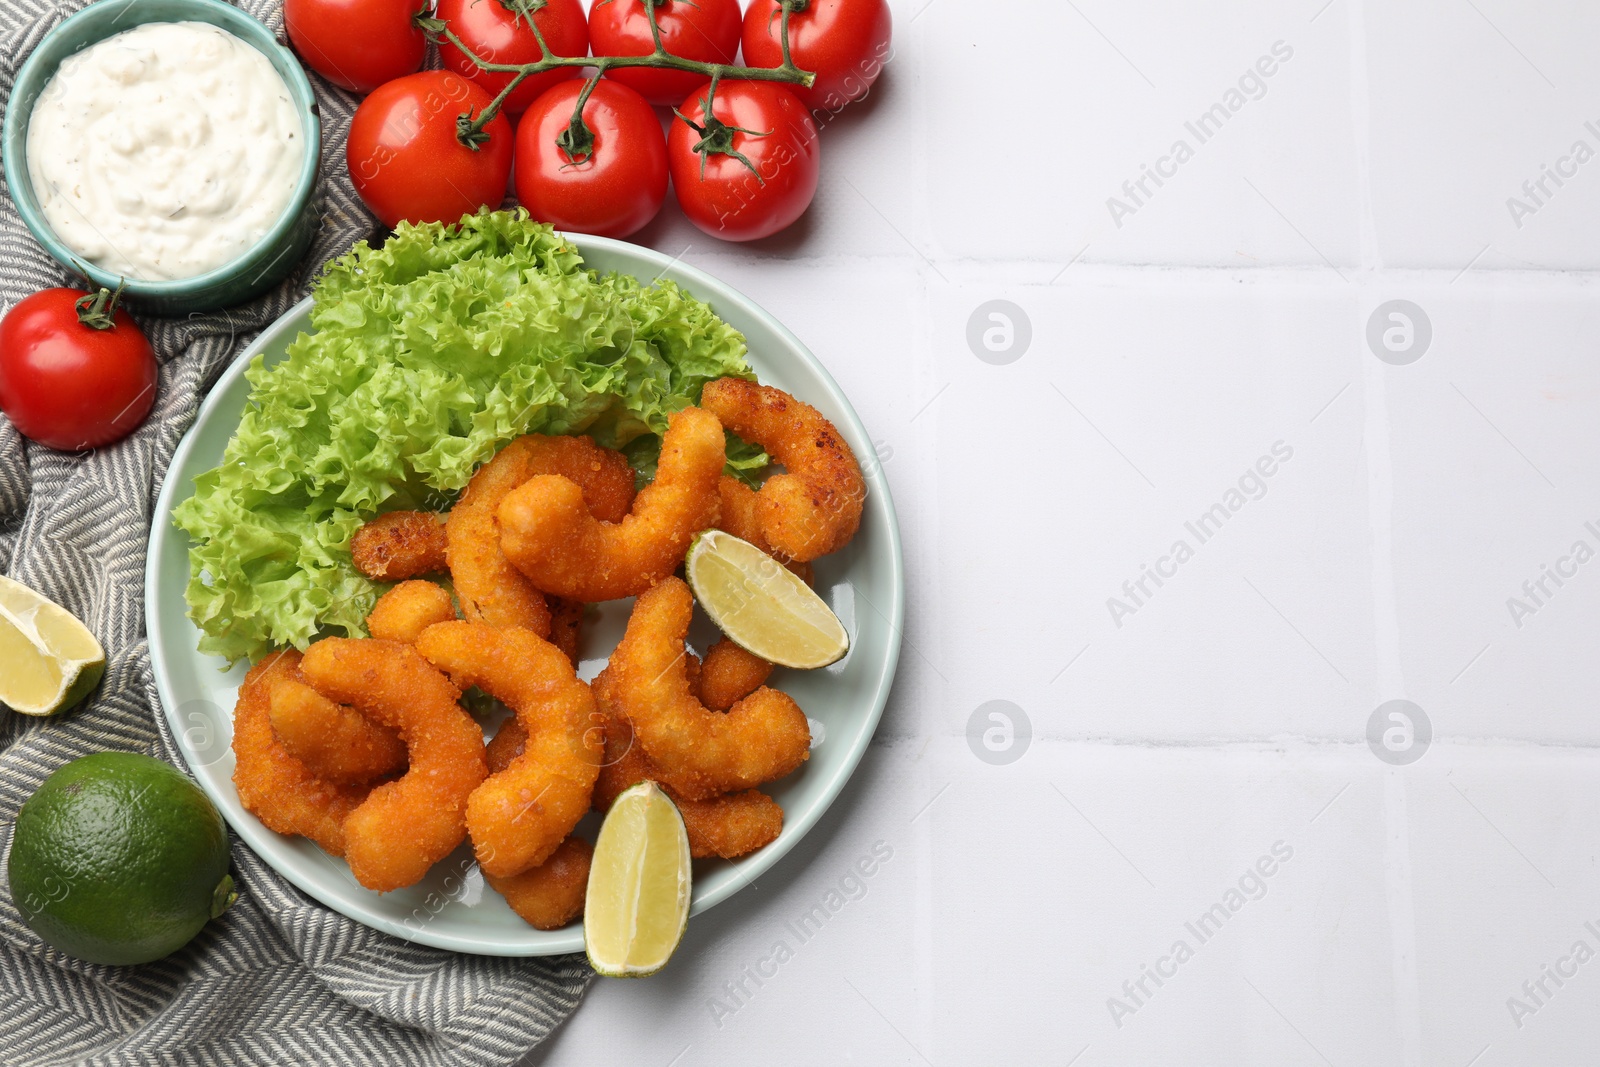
0 0 591 1063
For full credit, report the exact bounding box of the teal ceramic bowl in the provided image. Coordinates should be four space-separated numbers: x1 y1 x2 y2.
2 0 322 315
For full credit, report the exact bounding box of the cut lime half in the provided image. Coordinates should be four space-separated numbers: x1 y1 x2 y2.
585 781 691 978
685 530 849 670
0 575 105 717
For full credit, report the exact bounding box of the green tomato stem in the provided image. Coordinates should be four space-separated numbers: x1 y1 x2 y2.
73 280 124 331
435 9 816 149
557 75 604 164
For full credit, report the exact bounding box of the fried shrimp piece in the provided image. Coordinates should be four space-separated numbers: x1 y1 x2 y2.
485 837 592 930
498 407 725 602
268 674 407 786
548 597 585 666
366 580 458 644
715 474 765 544
702 378 865 562
416 622 602 877
683 650 703 702
232 650 366 857
716 476 814 583
592 706 783 860
350 511 448 581
699 639 775 713
447 435 638 634
299 639 487 892
678 790 784 860
485 717 527 775
598 577 809 800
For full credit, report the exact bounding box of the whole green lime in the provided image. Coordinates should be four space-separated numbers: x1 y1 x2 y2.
8 752 237 965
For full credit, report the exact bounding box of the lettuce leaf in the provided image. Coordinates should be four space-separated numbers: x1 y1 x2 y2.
624 431 769 491
173 209 754 663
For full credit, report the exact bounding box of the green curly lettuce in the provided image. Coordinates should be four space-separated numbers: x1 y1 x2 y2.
173 210 757 663
624 430 770 491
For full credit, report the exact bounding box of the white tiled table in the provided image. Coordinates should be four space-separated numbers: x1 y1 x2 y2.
530 2 1600 1063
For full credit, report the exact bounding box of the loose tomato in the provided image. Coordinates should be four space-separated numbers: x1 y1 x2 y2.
741 0 892 112
589 0 741 106
347 71 514 228
668 81 819 242
284 0 426 94
0 288 157 452
514 80 667 238
437 0 588 117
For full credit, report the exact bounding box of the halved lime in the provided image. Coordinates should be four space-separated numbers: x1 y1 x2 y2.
684 530 849 669
0 575 105 716
585 781 691 978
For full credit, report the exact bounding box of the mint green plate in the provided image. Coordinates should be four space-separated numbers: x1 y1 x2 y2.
144 235 904 956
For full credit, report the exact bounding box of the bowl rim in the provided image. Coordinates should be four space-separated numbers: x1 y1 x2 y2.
0 0 322 300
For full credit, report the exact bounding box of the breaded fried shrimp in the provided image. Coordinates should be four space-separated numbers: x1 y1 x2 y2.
299 639 487 892
716 476 813 583
447 434 635 633
365 580 458 644
231 650 366 856
350 511 448 581
485 716 527 775
702 378 865 561
683 651 703 702
676 789 783 860
592 706 783 860
446 459 547 636
505 435 638 524
715 473 764 545
267 673 406 786
416 622 602 877
484 837 592 930
547 597 585 666
698 639 774 713
598 577 809 800
497 408 725 602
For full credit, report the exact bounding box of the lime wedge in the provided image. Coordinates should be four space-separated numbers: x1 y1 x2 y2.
0 575 105 717
585 781 691 978
684 529 849 669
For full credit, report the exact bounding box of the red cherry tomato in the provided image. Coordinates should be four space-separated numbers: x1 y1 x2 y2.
347 71 514 228
0 288 157 452
514 80 667 238
437 0 589 117
741 0 892 112
589 0 740 107
668 81 819 242
283 0 426 94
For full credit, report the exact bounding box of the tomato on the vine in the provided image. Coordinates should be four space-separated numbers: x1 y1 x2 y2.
741 0 892 112
589 0 741 107
347 71 514 228
0 288 157 452
437 0 589 117
514 80 667 239
668 81 819 242
284 0 426 93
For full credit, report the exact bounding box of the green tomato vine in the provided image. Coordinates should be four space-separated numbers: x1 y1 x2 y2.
417 0 814 174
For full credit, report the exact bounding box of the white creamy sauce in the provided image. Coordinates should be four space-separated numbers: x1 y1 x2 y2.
27 21 305 282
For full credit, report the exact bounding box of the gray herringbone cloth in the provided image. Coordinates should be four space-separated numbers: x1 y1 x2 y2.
0 1 593 1063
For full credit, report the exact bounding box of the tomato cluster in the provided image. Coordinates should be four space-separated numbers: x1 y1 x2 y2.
286 0 892 242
